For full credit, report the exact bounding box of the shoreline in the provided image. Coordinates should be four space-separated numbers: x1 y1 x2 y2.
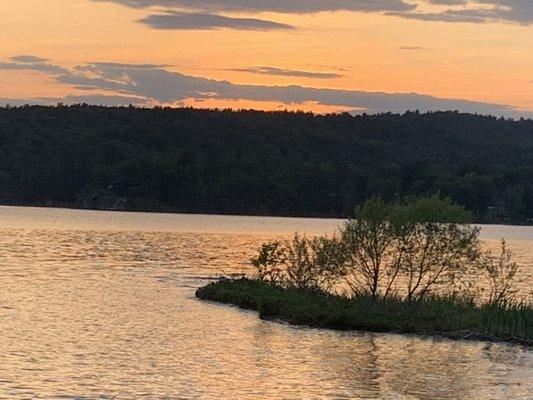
0 201 531 227
196 279 533 347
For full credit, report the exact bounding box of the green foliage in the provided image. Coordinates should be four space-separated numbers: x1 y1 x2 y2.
392 196 480 300
479 239 519 305
0 106 531 222
394 195 473 224
399 222 480 300
250 234 344 290
308 235 346 292
249 241 286 284
250 196 524 305
196 279 533 343
284 234 321 290
341 197 399 298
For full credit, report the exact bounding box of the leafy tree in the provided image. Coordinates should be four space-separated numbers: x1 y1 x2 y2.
394 196 479 300
250 196 521 305
340 198 400 299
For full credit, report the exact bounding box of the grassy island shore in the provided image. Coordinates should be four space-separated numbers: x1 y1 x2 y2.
196 279 532 346
198 196 532 346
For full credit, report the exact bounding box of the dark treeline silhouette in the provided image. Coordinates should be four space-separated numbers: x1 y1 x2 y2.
0 105 532 223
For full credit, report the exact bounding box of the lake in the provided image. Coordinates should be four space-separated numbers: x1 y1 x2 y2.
0 206 531 399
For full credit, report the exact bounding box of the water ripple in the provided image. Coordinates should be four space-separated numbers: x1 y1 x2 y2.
0 208 531 399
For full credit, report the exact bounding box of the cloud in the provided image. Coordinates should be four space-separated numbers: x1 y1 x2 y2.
398 46 425 50
10 55 50 63
1 55 531 118
92 0 415 13
138 11 295 30
226 66 343 79
95 0 415 31
92 0 533 27
389 1 533 25
0 55 69 75
426 0 467 4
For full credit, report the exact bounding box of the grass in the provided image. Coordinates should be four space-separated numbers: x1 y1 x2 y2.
196 278 533 346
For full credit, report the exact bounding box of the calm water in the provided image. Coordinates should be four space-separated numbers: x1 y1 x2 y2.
0 206 531 399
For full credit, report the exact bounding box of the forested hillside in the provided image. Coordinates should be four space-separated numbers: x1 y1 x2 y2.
0 105 532 223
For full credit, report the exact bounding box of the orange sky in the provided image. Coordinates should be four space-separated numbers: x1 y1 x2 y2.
1 0 532 113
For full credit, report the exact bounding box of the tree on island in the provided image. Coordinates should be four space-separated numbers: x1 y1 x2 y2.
251 196 520 305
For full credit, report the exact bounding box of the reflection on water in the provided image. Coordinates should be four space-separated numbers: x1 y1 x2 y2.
0 207 531 399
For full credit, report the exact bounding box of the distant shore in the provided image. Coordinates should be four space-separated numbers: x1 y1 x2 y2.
196 279 533 347
1 107 531 226
1 201 531 227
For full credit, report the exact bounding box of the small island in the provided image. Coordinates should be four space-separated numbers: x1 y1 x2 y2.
197 197 532 346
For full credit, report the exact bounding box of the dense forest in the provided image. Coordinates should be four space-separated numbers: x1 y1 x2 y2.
0 105 532 223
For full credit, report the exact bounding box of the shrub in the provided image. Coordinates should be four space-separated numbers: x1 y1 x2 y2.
250 235 344 291
249 241 286 284
479 239 519 305
249 196 524 307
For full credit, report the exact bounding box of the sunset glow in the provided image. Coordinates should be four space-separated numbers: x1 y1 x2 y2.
1 0 532 116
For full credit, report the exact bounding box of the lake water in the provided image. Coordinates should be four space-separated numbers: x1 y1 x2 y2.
0 206 531 399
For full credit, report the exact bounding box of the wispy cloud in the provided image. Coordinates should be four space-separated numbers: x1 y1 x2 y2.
398 46 425 50
0 55 69 75
426 0 468 4
10 55 50 63
90 0 533 30
95 0 415 31
1 55 531 118
138 11 295 30
389 1 533 25
226 66 343 79
92 0 416 13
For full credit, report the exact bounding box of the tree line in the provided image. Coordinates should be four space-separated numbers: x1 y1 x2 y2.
0 105 531 223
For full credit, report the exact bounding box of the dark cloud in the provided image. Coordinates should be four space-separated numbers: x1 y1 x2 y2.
92 0 533 26
226 66 343 78
1 55 531 118
390 1 533 25
92 0 415 13
138 11 295 30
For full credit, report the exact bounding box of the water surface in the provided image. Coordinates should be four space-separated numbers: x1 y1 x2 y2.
0 206 531 399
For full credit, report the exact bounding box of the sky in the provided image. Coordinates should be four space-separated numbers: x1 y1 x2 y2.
1 0 532 117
